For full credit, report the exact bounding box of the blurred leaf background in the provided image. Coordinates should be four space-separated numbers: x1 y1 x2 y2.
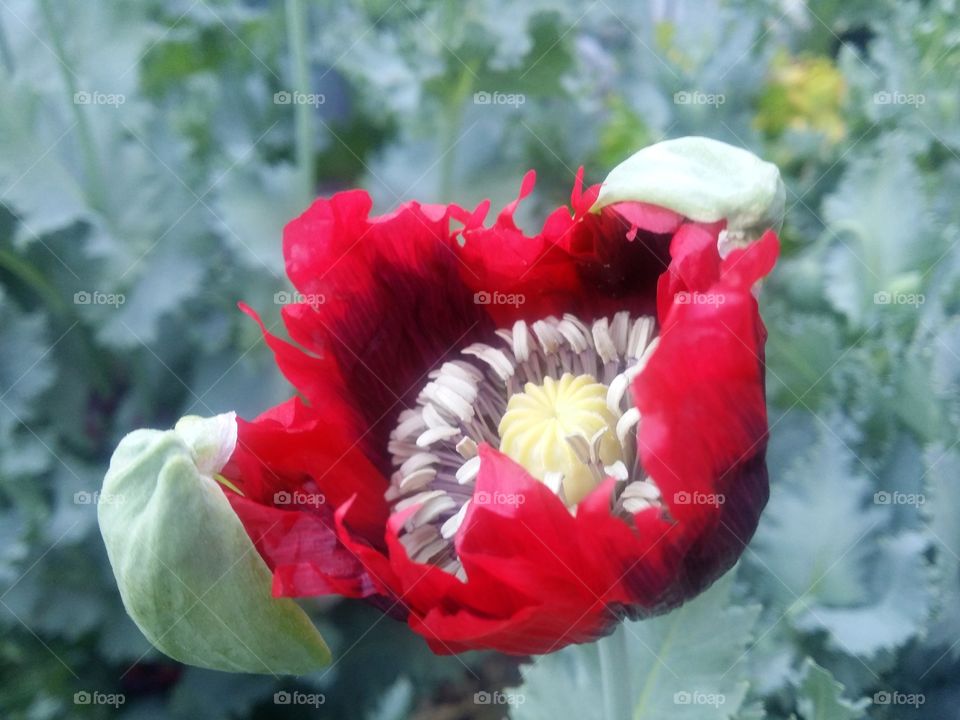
1 0 958 718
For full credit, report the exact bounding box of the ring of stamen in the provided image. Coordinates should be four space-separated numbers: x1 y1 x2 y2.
387 312 662 578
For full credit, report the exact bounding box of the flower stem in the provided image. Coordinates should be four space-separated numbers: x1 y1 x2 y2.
435 0 477 201
0 13 14 74
598 625 631 720
285 0 313 207
438 67 472 201
0 250 67 316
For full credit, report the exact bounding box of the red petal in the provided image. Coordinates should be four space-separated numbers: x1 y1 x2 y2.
237 302 347 414
414 447 634 654
608 201 686 237
221 397 391 598
630 230 778 596
277 191 494 467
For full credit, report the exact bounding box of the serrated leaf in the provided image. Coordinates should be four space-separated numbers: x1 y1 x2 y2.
96 242 206 349
923 445 960 655
0 295 56 434
930 318 960 428
214 163 303 277
739 606 796 696
515 573 759 720
765 312 843 408
0 75 91 236
794 532 934 659
821 134 932 324
794 659 868 720
750 426 887 609
894 345 944 443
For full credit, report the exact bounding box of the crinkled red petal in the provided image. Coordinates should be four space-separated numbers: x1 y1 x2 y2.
279 192 496 469
221 396 389 598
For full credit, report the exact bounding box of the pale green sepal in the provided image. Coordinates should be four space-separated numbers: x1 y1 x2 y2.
98 416 331 674
595 136 785 243
174 412 238 477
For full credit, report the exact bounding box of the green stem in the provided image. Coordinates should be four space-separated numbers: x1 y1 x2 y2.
0 250 68 315
598 625 631 720
0 13 14 74
438 66 474 200
37 0 108 215
285 0 313 207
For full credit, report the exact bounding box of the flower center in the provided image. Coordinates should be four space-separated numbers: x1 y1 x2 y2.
386 312 664 578
499 373 623 505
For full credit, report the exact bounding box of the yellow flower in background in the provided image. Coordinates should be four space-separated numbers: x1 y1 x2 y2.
756 51 847 142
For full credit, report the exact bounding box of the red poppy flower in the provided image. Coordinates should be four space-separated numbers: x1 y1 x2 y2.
221 159 779 656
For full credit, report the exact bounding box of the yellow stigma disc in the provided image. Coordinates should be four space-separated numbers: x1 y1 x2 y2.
498 373 624 506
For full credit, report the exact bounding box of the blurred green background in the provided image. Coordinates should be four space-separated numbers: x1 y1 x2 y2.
1 0 959 718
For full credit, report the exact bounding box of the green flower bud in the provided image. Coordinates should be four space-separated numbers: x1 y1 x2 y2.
595 136 785 244
98 412 331 674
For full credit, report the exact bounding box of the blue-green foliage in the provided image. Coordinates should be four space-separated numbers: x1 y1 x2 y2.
0 0 957 718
